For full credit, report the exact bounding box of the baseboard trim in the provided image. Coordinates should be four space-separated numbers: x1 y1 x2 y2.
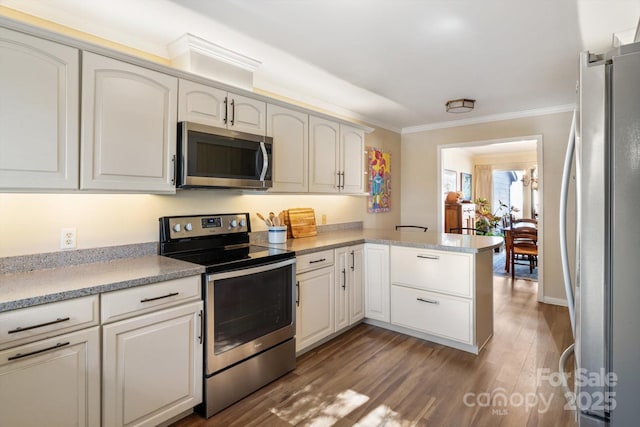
542 296 568 307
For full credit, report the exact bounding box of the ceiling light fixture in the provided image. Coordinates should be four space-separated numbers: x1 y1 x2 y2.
445 98 475 113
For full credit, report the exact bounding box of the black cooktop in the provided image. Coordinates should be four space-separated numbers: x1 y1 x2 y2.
170 244 294 273
159 213 294 273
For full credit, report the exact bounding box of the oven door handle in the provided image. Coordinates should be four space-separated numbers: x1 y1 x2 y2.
207 258 296 282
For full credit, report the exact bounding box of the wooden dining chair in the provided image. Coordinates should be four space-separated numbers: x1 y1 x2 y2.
511 218 538 227
509 226 538 280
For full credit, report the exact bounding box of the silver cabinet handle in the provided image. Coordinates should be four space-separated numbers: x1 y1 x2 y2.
198 310 203 345
140 292 179 303
417 255 439 260
350 250 355 271
8 317 71 334
296 281 300 307
339 171 345 190
336 171 341 189
8 341 70 361
223 97 228 124
230 99 235 126
342 268 346 290
171 154 176 185
417 297 440 305
309 258 326 264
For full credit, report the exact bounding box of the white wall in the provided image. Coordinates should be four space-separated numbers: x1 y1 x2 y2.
401 111 575 303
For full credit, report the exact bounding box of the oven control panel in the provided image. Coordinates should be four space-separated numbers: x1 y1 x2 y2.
164 213 249 239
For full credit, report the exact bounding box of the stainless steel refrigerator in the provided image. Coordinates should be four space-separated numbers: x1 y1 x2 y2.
560 41 640 426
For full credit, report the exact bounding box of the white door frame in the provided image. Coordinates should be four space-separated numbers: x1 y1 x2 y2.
437 135 544 302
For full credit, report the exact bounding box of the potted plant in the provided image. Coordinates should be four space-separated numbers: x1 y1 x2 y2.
474 198 509 236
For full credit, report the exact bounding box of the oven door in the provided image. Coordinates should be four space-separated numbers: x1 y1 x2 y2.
205 258 295 375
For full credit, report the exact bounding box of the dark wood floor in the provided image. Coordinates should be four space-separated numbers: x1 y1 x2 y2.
173 276 575 427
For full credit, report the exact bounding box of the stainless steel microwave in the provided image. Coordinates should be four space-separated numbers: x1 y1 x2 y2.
176 122 273 189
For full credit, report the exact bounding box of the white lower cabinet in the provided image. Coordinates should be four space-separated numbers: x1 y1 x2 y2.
296 265 335 353
0 325 100 427
0 295 101 427
335 245 364 332
364 243 390 322
390 285 472 344
101 277 203 427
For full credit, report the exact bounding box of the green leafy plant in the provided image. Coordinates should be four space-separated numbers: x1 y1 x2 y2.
474 198 509 235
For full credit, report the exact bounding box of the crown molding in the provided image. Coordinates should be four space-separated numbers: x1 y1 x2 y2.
401 104 576 134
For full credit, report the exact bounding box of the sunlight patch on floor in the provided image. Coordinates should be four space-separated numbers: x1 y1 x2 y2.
270 387 369 426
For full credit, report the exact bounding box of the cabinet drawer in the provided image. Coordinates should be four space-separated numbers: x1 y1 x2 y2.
390 285 472 344
296 250 334 274
0 295 99 350
390 246 472 297
101 276 201 324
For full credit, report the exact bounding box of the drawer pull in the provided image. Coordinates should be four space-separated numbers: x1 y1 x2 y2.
140 292 179 303
309 258 327 264
417 255 439 260
417 297 440 305
296 281 300 307
8 341 70 361
8 317 71 334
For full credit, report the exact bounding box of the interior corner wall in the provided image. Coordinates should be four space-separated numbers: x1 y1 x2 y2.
362 127 402 230
400 111 575 302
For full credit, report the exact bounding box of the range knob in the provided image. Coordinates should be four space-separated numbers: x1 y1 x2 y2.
173 223 181 232
230 219 238 228
185 223 193 231
240 219 247 227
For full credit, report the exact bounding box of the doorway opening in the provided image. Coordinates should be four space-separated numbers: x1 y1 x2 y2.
438 135 543 300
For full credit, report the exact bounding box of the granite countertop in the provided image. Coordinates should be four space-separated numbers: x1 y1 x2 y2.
0 228 501 313
0 255 204 312
275 229 503 255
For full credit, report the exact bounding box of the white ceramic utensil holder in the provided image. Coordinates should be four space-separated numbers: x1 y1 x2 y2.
268 226 287 244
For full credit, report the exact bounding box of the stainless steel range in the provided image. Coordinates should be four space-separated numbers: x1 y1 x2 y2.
159 213 296 418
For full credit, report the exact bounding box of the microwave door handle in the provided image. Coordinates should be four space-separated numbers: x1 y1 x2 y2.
258 142 268 181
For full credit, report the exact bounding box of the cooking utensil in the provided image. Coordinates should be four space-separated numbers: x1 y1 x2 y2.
256 212 272 226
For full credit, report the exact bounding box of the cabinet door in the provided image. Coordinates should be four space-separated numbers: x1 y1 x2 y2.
81 52 177 193
296 266 335 352
0 327 100 427
349 245 365 324
178 79 227 127
228 92 266 135
364 243 390 322
390 285 472 344
340 125 365 194
102 301 203 427
0 27 79 190
334 247 349 332
267 104 308 192
390 246 472 298
309 116 340 193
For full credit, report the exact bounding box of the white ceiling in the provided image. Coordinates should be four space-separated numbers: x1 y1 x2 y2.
3 0 639 132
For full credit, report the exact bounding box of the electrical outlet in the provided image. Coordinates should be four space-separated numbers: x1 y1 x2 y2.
60 228 77 249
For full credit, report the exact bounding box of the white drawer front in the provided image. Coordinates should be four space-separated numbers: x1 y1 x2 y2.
296 249 334 274
390 285 472 344
390 246 472 297
0 295 99 350
101 276 201 324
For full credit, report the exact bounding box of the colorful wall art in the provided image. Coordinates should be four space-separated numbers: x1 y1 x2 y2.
368 148 391 213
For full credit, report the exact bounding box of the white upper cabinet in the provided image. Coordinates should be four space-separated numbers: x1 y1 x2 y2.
340 124 366 194
309 116 340 192
267 104 308 192
178 79 266 135
81 52 178 193
309 116 365 194
0 27 79 190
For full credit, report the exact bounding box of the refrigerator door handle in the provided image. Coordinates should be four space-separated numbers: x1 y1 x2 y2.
560 109 576 336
